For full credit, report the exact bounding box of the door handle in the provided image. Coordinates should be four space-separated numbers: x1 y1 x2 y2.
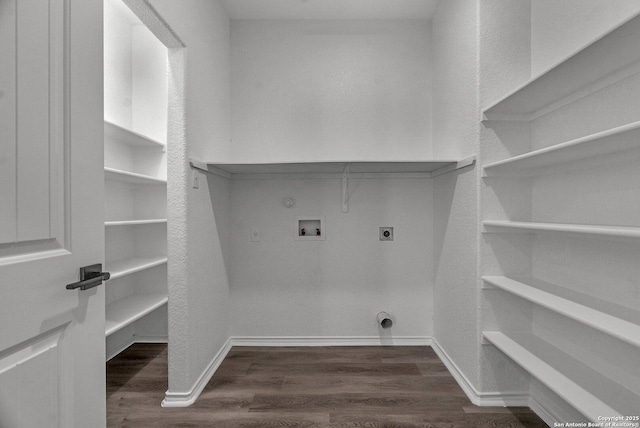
66 263 110 291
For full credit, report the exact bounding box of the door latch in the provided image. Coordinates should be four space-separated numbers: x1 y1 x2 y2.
66 263 110 291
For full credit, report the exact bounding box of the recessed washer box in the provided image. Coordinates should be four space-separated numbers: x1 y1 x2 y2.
295 216 325 241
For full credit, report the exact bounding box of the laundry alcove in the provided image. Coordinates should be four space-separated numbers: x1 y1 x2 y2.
102 0 640 424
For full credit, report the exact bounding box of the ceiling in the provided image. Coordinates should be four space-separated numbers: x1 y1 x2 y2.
220 0 440 21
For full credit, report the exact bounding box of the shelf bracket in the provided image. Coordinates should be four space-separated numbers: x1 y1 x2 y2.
189 158 231 179
342 163 351 213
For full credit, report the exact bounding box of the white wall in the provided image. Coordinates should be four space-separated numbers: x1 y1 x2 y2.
230 20 432 163
104 0 134 129
431 0 482 395
229 176 433 341
132 25 168 143
148 0 232 399
104 0 168 142
531 0 640 76
477 0 535 400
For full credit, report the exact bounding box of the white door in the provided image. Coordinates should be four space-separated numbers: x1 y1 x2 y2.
0 0 105 427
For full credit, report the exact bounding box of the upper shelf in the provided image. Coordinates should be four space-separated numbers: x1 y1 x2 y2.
483 13 640 121
483 220 640 240
106 256 168 280
105 219 167 227
105 167 167 185
198 157 476 178
104 121 165 149
483 121 640 176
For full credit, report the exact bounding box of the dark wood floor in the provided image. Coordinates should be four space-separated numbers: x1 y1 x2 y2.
107 344 548 427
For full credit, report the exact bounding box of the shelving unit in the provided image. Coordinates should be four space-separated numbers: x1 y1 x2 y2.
482 277 640 348
105 120 166 149
104 122 168 357
103 0 170 362
205 157 475 178
483 120 640 177
107 256 168 280
481 13 640 423
482 332 633 421
482 14 640 121
106 293 168 336
105 219 167 227
105 167 167 185
482 220 640 239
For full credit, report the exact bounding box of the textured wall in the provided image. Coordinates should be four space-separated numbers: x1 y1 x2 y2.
478 0 534 398
149 0 232 396
229 177 433 340
531 0 640 76
431 0 481 392
230 20 432 162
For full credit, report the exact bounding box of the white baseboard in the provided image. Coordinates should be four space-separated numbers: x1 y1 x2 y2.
158 335 543 415
160 335 428 407
529 394 562 427
134 335 169 343
230 336 432 347
162 337 233 408
106 335 135 361
430 338 529 407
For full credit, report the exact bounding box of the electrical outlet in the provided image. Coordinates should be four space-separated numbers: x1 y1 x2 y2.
379 227 393 241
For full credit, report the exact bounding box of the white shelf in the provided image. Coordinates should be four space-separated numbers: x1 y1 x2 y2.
105 293 168 337
105 219 167 227
483 13 640 120
204 157 476 178
483 121 640 176
482 276 640 348
104 121 165 149
482 220 640 239
107 256 168 280
105 167 167 185
482 332 635 421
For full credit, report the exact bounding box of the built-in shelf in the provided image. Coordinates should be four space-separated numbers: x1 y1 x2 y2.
483 121 640 176
104 121 165 149
105 167 167 185
483 13 640 120
201 157 476 178
482 276 640 348
105 293 168 337
482 220 640 239
105 219 167 227
107 256 168 280
482 332 635 421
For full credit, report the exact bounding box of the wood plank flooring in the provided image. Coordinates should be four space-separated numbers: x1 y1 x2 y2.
107 344 548 427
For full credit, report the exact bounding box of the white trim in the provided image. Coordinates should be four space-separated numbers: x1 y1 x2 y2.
133 335 168 344
430 338 529 407
162 337 233 408
106 335 134 362
230 336 432 347
529 395 562 428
